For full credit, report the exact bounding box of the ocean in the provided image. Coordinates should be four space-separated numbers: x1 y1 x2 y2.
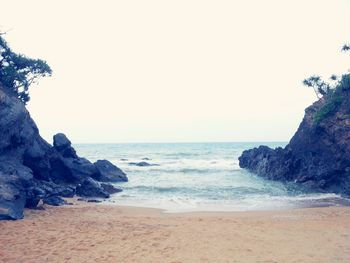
74 142 347 212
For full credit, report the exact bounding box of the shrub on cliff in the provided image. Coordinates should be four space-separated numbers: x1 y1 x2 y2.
313 95 343 125
302 44 350 125
339 74 350 91
302 76 331 98
303 44 350 98
0 34 51 104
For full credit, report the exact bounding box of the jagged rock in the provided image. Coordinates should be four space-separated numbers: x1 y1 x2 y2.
53 133 78 159
128 161 158 167
43 196 67 206
60 157 100 183
23 139 53 181
37 181 75 198
53 133 71 149
25 186 45 208
101 183 123 194
0 88 53 176
0 87 127 220
76 177 110 198
239 87 350 195
50 185 75 198
93 160 128 182
0 161 33 220
25 181 75 208
0 88 37 159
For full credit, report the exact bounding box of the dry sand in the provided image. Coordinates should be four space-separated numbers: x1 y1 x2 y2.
0 202 350 263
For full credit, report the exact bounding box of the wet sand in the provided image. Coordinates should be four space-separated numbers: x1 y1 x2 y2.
0 202 350 263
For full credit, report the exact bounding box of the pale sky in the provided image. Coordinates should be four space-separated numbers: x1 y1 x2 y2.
1 0 350 143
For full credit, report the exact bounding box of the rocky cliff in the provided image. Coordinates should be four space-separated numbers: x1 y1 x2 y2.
0 87 128 220
239 80 350 196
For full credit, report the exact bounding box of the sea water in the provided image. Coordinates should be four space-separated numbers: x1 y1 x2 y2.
74 142 348 212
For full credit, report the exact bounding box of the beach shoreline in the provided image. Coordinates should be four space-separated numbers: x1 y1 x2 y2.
1 202 350 263
108 194 350 213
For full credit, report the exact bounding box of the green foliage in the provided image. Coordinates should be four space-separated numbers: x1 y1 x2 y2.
303 43 350 99
303 43 350 126
338 74 350 91
342 44 350 52
0 35 52 104
314 95 343 125
302 75 331 98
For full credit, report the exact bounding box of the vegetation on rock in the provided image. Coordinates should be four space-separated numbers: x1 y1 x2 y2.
303 45 350 125
239 43 350 196
0 34 51 104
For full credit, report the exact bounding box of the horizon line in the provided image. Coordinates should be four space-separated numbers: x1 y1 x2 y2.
71 140 289 145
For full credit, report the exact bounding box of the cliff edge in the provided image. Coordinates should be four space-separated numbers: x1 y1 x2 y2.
239 78 350 195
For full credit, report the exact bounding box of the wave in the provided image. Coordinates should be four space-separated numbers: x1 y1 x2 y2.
120 185 290 196
75 142 350 212
112 192 349 213
130 167 241 174
122 185 188 192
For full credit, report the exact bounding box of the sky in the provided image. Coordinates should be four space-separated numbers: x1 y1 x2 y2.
1 0 350 143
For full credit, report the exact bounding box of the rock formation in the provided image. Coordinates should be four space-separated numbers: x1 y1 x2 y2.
128 161 159 167
0 87 128 220
239 82 350 196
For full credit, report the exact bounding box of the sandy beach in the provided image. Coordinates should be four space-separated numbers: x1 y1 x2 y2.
0 203 350 263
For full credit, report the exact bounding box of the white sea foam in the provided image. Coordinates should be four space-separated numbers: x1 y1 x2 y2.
74 142 350 212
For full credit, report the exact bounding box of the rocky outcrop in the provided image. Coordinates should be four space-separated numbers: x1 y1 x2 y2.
128 161 159 167
76 178 110 198
0 161 33 220
53 133 78 159
239 86 350 195
43 196 68 206
93 160 128 182
0 87 128 220
101 183 123 194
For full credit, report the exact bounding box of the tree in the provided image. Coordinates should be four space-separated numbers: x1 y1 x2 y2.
341 44 350 52
303 44 350 98
0 34 52 104
302 75 330 98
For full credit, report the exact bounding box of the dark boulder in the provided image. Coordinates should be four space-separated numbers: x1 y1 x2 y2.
53 133 71 149
53 133 78 159
0 161 33 220
93 160 128 182
101 183 123 194
25 186 45 208
37 181 75 198
22 139 53 181
0 87 53 176
61 157 100 183
25 181 75 208
0 88 37 160
76 177 110 198
43 196 67 206
128 161 158 167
